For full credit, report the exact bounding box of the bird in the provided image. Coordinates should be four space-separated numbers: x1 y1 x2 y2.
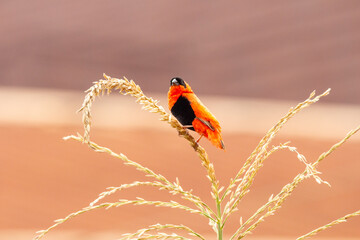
168 77 225 150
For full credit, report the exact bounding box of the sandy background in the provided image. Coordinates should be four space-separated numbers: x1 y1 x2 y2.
0 90 359 240
1 1 359 239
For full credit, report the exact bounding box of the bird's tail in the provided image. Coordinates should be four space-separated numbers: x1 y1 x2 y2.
208 130 225 150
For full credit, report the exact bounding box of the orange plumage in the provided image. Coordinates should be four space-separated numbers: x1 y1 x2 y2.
168 77 225 150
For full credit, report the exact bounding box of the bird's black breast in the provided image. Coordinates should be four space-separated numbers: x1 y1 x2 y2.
171 95 195 131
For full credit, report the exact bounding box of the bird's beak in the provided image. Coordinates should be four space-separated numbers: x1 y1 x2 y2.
171 79 179 86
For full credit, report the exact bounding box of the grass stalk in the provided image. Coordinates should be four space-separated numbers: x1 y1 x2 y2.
216 196 223 240
296 210 360 240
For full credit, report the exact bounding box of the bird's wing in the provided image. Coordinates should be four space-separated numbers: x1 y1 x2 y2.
184 92 220 131
195 117 215 131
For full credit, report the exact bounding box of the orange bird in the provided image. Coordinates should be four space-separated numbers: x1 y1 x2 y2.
168 77 225 150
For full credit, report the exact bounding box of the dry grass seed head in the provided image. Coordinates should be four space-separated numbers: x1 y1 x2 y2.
231 125 360 240
78 74 219 197
223 89 331 222
35 74 360 240
296 209 360 240
120 223 206 240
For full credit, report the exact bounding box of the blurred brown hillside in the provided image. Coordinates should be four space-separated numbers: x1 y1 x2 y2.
1 0 360 103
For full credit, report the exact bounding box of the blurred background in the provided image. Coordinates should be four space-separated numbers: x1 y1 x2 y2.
0 1 359 239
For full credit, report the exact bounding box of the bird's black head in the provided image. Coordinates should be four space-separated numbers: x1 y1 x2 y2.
170 77 186 88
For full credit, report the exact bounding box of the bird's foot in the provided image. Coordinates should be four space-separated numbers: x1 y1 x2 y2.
196 134 204 143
